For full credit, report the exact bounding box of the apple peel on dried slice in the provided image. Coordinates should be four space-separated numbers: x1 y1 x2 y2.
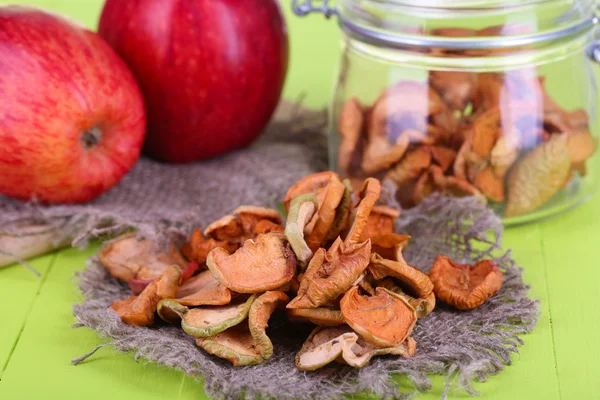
296 326 417 371
340 286 417 348
207 232 296 293
99 233 187 283
196 291 289 366
287 237 371 309
159 294 256 337
284 193 319 268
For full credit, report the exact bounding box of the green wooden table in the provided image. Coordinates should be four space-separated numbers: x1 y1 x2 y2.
1 1 599 399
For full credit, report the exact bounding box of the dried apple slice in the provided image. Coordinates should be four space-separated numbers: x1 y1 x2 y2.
204 215 244 242
473 165 506 203
207 232 296 293
378 279 436 318
472 108 501 158
325 179 354 243
233 206 282 234
369 234 411 262
505 134 571 217
287 308 345 326
338 98 364 176
187 228 238 265
306 173 346 252
178 295 256 338
285 193 319 267
567 130 598 164
360 205 400 241
344 178 381 245
99 233 187 282
296 326 417 371
287 237 371 309
111 265 181 326
254 219 285 234
173 270 232 307
340 286 417 347
430 70 477 111
196 291 288 366
430 146 457 173
283 171 339 213
429 255 503 310
385 146 432 187
368 253 433 299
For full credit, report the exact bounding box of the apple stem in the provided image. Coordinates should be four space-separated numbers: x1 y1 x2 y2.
82 126 103 149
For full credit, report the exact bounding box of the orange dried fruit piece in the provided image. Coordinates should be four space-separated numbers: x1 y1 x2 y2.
361 132 412 174
233 205 282 234
284 193 319 267
173 270 232 307
369 234 411 262
429 165 485 201
287 308 346 326
111 265 181 326
377 279 436 318
429 255 503 311
283 171 339 213
338 97 364 176
472 108 501 158
207 232 296 293
429 71 477 111
567 130 598 164
473 165 506 203
344 178 381 245
196 291 288 366
287 237 371 309
166 294 257 338
325 179 354 243
360 205 400 240
340 286 417 347
385 146 432 187
204 215 244 242
430 146 457 173
306 173 346 252
295 325 416 371
254 219 285 234
187 228 238 266
99 233 187 282
412 170 436 205
505 134 571 217
368 253 433 299
490 134 519 177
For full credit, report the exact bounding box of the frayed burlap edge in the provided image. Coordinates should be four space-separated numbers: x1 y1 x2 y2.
72 194 539 400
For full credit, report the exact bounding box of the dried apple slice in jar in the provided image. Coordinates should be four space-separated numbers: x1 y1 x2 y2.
287 237 371 309
337 98 365 176
287 308 345 326
284 193 319 268
429 255 503 310
505 134 571 217
99 233 187 282
340 286 417 347
429 71 477 112
296 325 416 371
196 291 288 366
430 146 457 173
385 145 432 188
473 165 506 203
207 232 296 293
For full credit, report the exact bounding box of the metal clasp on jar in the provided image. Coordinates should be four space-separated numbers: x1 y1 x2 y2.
292 0 338 18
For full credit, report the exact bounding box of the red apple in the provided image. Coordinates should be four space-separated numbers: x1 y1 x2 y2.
98 0 288 163
0 6 146 204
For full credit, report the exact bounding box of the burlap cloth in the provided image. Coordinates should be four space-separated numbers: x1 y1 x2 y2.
0 101 538 400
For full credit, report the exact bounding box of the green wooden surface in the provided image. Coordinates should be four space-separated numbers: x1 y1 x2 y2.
0 1 599 399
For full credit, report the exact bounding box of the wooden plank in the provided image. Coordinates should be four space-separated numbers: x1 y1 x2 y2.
0 246 188 399
0 254 56 378
539 197 600 399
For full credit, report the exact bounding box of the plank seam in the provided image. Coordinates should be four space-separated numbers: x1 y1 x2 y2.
0 252 59 380
539 225 563 400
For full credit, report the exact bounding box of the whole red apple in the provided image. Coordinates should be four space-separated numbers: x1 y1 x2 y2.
0 6 146 204
98 0 288 163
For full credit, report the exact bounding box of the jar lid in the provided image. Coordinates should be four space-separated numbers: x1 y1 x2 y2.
293 0 599 51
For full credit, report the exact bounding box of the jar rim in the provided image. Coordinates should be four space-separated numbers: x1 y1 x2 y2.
293 0 599 51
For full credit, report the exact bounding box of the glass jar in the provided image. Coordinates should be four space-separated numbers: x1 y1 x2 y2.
292 0 600 224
